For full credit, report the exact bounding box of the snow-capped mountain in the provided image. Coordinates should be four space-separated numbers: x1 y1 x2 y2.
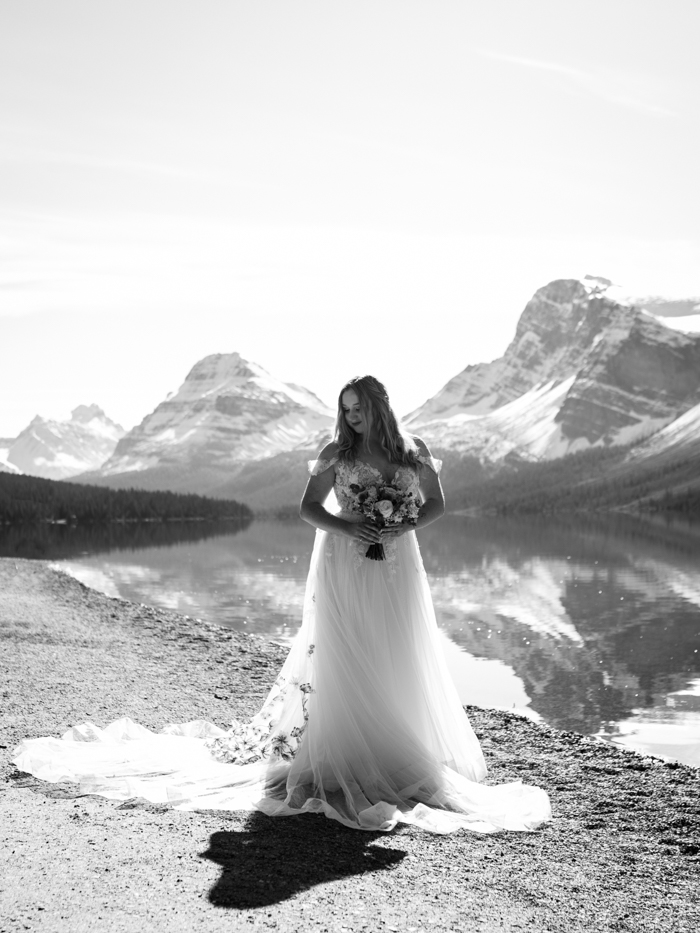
407 279 700 463
81 354 334 500
6 406 125 480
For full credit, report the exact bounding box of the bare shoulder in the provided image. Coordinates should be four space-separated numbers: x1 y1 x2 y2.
317 440 340 460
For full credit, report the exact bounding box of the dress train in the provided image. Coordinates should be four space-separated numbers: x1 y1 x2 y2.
13 458 551 834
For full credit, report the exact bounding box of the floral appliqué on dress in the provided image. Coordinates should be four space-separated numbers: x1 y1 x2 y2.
206 662 316 765
207 455 441 764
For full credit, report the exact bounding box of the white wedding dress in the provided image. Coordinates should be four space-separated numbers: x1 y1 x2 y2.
13 456 551 834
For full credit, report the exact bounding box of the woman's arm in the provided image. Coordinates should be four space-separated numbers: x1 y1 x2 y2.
414 436 445 530
299 446 383 545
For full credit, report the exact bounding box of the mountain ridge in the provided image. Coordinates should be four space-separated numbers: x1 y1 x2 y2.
407 279 700 464
76 352 334 506
60 278 700 512
5 405 125 480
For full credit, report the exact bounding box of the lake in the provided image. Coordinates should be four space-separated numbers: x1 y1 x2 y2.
3 513 699 767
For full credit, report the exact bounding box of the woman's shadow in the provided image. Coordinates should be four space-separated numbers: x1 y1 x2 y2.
200 811 407 908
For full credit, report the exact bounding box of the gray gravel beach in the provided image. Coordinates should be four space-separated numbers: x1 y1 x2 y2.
1 558 698 932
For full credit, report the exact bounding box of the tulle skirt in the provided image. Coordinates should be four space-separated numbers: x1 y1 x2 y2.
13 527 551 834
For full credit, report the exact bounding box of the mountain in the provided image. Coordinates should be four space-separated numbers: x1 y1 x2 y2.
67 283 700 514
626 398 700 465
406 279 700 464
5 405 125 480
0 437 20 474
78 353 334 508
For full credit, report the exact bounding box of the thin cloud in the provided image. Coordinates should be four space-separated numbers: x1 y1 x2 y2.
0 280 44 290
0 143 215 184
0 123 220 184
479 50 679 118
0 129 287 196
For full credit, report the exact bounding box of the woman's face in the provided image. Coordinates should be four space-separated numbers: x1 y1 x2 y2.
341 389 367 435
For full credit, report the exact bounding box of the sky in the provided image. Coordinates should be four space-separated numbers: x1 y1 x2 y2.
1 0 699 436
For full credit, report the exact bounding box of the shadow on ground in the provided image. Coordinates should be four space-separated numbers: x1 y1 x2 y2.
200 811 407 908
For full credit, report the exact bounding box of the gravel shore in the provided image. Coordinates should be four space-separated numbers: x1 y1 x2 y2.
1 558 699 933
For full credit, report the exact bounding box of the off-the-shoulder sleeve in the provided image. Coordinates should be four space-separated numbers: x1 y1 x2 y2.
308 457 339 476
416 453 442 475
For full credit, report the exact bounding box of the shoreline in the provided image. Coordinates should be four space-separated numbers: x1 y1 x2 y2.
1 558 699 932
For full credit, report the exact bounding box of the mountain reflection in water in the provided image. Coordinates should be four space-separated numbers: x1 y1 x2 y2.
4 513 699 766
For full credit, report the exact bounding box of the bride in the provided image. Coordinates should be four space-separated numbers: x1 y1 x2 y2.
14 376 550 834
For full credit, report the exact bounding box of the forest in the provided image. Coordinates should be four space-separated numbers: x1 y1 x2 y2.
438 445 700 517
0 473 253 524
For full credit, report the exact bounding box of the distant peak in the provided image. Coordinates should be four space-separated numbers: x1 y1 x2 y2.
529 277 634 311
535 276 617 296
531 279 588 300
184 352 263 383
71 404 107 423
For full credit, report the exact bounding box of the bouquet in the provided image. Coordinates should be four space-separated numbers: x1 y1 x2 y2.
349 480 421 560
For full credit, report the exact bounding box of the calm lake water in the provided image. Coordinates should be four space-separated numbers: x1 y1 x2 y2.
4 513 700 767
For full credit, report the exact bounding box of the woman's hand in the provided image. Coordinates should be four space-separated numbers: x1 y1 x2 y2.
343 520 383 544
381 522 413 539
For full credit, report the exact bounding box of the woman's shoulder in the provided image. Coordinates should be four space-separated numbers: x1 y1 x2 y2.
317 441 339 460
408 435 442 475
409 435 431 457
308 441 340 477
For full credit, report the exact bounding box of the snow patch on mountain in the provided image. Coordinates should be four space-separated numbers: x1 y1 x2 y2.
0 446 21 474
625 399 700 463
634 296 700 317
653 314 700 334
414 376 591 463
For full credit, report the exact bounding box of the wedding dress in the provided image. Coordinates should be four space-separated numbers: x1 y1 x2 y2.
13 456 551 834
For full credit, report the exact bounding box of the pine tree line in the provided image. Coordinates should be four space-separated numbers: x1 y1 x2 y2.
0 473 253 524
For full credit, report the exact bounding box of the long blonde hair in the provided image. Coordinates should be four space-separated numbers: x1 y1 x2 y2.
335 375 419 466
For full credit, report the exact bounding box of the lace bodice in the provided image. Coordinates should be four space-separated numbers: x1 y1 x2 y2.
308 455 441 513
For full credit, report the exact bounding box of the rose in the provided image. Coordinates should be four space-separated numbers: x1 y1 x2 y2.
375 499 394 520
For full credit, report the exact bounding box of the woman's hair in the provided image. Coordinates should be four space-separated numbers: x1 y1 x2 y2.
334 375 419 466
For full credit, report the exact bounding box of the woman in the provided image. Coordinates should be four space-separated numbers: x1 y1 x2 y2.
13 376 550 834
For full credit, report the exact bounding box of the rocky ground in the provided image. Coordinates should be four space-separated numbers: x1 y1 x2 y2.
1 558 698 933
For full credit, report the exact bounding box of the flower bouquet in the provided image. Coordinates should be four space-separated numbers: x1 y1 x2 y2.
349 480 420 560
